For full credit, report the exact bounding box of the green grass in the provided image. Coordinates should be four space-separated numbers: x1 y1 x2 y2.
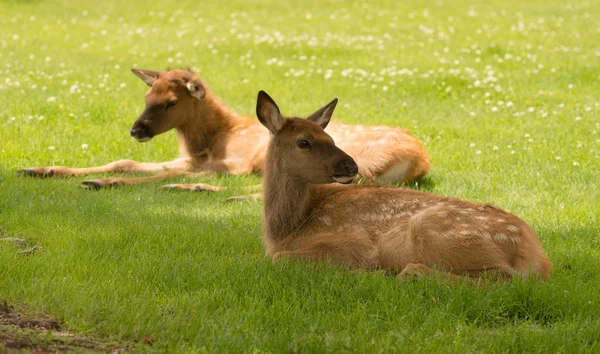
1 0 599 352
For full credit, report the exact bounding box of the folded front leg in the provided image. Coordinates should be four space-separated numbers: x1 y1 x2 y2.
271 232 377 269
20 157 191 178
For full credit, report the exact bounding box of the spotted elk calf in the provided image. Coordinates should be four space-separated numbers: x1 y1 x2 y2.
257 90 552 281
20 69 430 193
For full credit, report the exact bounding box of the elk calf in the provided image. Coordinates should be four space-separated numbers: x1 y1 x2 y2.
19 69 430 192
257 91 552 281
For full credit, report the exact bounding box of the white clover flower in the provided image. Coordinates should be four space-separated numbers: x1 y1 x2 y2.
81 144 88 150
47 97 56 102
48 146 55 150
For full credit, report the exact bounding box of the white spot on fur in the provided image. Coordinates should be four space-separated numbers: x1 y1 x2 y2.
496 233 522 246
320 216 332 226
507 225 519 232
493 233 509 242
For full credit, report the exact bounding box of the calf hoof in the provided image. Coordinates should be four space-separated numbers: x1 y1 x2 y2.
18 168 53 178
397 263 431 281
81 179 121 190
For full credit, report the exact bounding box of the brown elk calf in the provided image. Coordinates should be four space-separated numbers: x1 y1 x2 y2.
19 69 430 192
257 90 552 281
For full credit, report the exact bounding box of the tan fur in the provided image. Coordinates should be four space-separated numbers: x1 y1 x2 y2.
19 69 430 190
259 93 552 281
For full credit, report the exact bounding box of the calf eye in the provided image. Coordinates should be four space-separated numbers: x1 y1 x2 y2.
296 140 311 149
166 101 178 109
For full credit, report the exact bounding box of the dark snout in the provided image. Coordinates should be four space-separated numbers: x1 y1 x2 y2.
130 106 162 142
330 154 358 184
130 122 155 142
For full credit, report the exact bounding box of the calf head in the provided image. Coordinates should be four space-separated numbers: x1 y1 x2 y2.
130 68 205 142
256 91 358 184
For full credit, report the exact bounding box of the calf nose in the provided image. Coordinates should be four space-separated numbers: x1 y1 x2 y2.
342 159 358 175
130 127 141 137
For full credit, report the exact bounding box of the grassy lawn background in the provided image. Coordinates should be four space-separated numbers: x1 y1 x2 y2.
1 0 599 352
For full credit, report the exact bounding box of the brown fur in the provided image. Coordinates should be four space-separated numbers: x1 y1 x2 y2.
19 69 430 191
258 91 552 281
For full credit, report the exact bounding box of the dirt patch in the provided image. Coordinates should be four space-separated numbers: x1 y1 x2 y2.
0 300 133 353
0 300 61 331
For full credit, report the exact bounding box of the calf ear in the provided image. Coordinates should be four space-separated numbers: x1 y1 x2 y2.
307 98 337 129
186 79 206 99
256 91 285 134
131 68 160 86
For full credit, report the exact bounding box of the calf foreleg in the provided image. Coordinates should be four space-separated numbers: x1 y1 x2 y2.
271 233 377 269
82 160 248 189
19 157 191 178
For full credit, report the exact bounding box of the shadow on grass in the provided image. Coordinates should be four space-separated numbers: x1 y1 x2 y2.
3 169 599 334
398 175 436 192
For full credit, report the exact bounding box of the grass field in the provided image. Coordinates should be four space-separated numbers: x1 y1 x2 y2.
1 0 599 352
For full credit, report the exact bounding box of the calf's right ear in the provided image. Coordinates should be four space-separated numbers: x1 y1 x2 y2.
256 91 285 134
131 68 160 86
